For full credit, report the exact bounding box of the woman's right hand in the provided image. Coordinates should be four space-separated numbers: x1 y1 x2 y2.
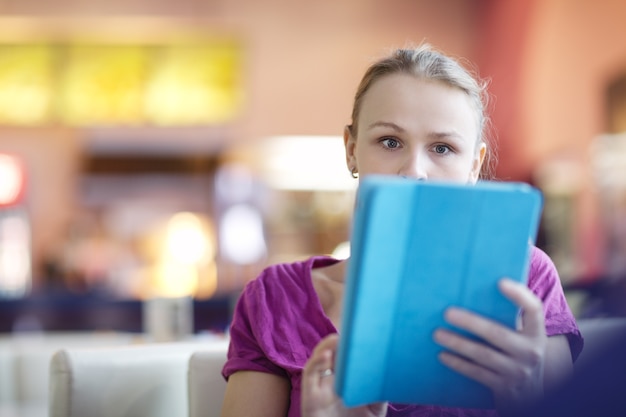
301 334 387 417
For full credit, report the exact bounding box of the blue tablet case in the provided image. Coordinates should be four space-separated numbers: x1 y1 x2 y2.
335 176 543 409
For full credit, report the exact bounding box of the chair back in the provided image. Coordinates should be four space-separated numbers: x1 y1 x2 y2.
187 342 229 417
49 341 213 417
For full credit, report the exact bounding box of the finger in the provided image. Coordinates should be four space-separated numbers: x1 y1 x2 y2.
438 351 501 389
303 334 339 391
442 307 543 363
434 328 514 374
313 333 340 356
498 279 545 336
443 307 522 349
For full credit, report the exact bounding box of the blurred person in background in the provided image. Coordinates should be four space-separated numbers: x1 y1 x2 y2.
515 331 626 417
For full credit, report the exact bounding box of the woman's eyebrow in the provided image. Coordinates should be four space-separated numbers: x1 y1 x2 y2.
366 123 467 142
428 131 464 141
366 121 405 132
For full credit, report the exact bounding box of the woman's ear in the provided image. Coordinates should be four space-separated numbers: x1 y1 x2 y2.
344 125 358 173
469 142 487 183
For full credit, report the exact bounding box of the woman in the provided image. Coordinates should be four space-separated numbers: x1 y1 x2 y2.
220 44 583 417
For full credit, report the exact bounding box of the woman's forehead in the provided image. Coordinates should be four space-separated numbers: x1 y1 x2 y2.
357 74 479 137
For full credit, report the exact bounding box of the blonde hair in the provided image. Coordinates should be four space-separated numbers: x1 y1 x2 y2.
348 44 496 179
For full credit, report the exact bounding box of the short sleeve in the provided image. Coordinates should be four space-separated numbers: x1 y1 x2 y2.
221 278 288 380
528 247 584 361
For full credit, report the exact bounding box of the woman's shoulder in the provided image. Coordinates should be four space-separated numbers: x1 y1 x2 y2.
529 245 555 267
260 255 337 277
253 255 337 283
528 246 559 281
241 255 338 301
528 246 584 359
527 246 563 300
229 256 340 359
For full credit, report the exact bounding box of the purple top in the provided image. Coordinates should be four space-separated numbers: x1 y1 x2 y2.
223 247 583 417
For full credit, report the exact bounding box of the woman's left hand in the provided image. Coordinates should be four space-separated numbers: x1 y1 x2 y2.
433 278 547 415
301 334 387 417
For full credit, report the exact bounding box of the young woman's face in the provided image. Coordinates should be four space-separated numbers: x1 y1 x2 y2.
345 73 486 183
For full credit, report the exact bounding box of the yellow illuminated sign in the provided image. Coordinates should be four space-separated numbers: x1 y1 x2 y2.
0 40 244 126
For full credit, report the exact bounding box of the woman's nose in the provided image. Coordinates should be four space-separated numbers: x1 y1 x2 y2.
400 151 428 180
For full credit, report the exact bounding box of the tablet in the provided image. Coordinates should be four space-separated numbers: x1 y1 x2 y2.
335 176 543 409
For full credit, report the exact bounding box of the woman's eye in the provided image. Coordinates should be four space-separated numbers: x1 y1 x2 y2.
434 144 450 154
381 138 400 149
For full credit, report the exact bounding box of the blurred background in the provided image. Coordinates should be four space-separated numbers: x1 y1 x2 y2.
1 0 626 335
